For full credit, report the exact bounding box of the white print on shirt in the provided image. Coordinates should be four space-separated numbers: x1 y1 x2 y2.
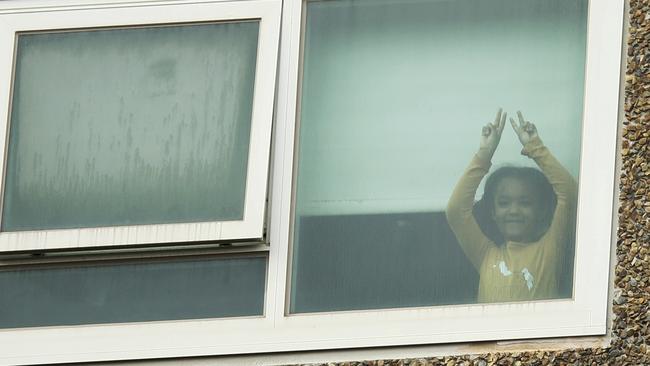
493 261 513 276
521 268 535 290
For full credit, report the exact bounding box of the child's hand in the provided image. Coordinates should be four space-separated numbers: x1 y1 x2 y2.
479 108 506 157
510 111 539 146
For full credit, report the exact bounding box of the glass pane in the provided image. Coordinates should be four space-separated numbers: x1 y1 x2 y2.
0 255 266 328
3 21 259 231
291 0 586 312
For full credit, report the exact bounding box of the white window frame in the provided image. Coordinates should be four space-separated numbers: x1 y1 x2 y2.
0 0 624 364
0 0 282 252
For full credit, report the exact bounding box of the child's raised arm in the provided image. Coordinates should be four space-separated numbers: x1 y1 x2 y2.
509 111 578 204
445 109 506 270
509 111 579 250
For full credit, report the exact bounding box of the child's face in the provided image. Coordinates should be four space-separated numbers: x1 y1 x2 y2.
492 177 540 242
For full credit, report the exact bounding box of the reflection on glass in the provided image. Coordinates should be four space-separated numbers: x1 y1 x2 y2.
0 255 266 328
3 21 259 231
291 0 586 313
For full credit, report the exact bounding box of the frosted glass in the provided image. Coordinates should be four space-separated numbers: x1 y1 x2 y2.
0 256 266 328
3 21 259 231
295 0 586 216
291 0 586 312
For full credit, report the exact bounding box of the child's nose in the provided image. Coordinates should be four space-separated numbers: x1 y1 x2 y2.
507 204 522 214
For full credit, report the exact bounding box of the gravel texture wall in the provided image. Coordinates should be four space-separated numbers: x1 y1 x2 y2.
291 1 639 365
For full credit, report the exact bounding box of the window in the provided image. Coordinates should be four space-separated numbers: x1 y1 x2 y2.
0 0 281 251
290 0 587 312
0 0 623 364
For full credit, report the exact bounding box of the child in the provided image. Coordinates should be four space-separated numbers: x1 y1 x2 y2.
446 109 578 302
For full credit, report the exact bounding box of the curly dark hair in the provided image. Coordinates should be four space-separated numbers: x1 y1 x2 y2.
472 166 557 245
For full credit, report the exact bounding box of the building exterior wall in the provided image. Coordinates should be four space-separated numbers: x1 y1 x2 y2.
0 1 636 364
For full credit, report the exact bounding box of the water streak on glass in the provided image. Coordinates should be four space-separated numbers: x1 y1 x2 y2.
3 21 259 231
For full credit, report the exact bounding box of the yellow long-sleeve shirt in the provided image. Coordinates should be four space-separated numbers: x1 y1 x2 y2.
445 137 578 303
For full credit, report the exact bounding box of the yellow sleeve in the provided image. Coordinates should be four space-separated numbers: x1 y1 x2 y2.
446 149 497 271
521 137 578 255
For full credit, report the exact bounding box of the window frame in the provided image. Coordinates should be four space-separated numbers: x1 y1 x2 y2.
0 0 625 364
0 0 282 252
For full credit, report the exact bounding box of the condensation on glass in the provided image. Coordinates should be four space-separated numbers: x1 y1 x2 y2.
3 21 259 231
0 255 267 328
290 0 587 313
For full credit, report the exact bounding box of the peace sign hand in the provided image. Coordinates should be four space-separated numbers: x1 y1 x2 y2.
479 108 507 157
509 111 539 146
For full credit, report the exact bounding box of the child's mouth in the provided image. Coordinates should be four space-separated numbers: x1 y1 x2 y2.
504 218 525 223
